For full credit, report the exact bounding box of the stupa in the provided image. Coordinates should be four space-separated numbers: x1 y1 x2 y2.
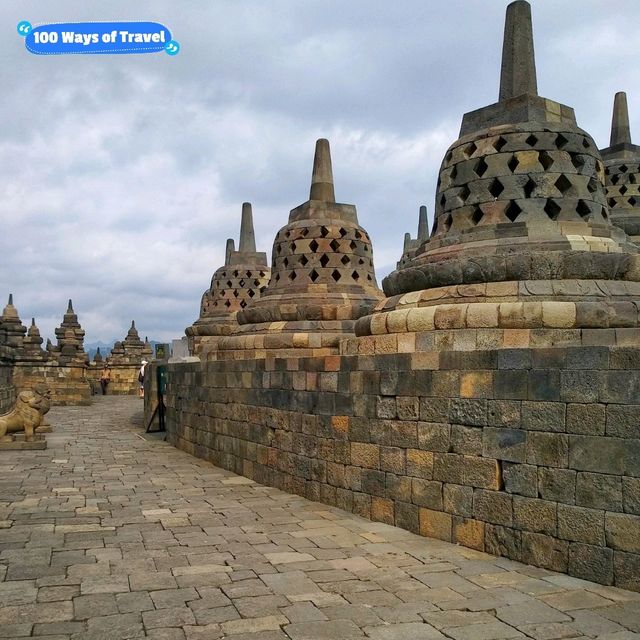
0 295 27 351
397 205 429 269
358 0 640 342
218 139 384 358
186 203 270 357
600 92 640 243
51 300 88 365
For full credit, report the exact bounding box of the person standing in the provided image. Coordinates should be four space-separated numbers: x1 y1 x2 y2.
138 360 148 398
100 364 111 395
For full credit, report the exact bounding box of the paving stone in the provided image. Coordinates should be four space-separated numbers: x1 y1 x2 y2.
285 619 365 639
73 593 119 619
363 622 447 639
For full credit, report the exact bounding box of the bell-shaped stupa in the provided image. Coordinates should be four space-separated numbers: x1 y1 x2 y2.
600 92 640 243
0 294 27 351
52 300 88 364
186 203 271 356
218 139 383 358
356 0 640 342
22 318 47 361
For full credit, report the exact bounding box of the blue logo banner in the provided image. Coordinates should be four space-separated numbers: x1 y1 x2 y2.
22 21 178 56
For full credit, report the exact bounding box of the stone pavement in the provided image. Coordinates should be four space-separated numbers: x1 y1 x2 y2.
1 397 640 640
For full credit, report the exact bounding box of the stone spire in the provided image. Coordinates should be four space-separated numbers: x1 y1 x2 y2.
499 0 538 101
417 205 428 241
238 203 256 253
94 346 103 364
309 138 336 202
610 91 632 147
54 299 87 364
225 238 235 265
601 92 640 243
23 318 47 360
397 206 430 268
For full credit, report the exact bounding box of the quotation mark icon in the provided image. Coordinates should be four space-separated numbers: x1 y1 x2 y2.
165 40 180 55
17 21 32 36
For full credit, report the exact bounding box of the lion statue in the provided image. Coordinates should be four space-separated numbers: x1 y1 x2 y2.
0 384 51 441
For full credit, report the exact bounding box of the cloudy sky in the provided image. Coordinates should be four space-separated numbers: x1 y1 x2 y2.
1 1 638 344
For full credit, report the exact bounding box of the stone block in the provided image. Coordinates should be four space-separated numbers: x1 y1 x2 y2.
560 371 600 403
453 517 485 551
433 453 465 484
396 397 419 420
417 422 451 452
576 472 622 511
350 443 380 470
406 449 434 479
484 524 522 562
568 435 630 476
613 551 640 591
361 470 385 497
451 425 483 455
566 403 605 436
558 504 605 545
483 428 527 463
460 371 494 399
395 501 420 534
380 447 406 475
605 512 640 553
371 497 395 525
503 462 537 497
521 401 565 432
411 478 443 510
376 397 397 419
568 543 614 586
385 473 412 503
391 421 418 448
623 477 640 515
521 532 569 573
606 404 640 438
419 508 452 542
443 483 473 517
487 400 521 428
494 370 529 400
420 398 450 424
526 432 569 468
449 399 487 426
513 496 557 535
528 370 561 402
473 489 513 526
463 457 502 490
538 468 576 504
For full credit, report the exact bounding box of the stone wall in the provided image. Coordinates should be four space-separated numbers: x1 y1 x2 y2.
163 340 640 592
12 363 91 406
0 346 15 413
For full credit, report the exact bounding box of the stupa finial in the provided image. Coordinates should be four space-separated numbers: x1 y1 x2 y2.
418 205 428 241
8 293 13 306
225 239 235 265
67 299 74 313
610 91 632 147
499 0 538 102
239 202 257 253
309 138 335 202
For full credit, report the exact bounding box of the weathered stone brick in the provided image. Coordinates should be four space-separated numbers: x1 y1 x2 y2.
453 517 485 551
613 551 640 591
513 496 557 535
361 469 385 497
473 489 513 527
391 421 418 448
568 543 613 586
503 462 537 497
528 370 560 401
451 425 483 455
521 401 565 432
419 508 452 542
417 422 450 452
494 370 529 400
350 442 380 470
521 532 569 573
569 435 638 476
420 397 450 423
485 524 522 562
371 496 394 525
558 504 605 546
566 403 605 436
576 472 622 511
411 478 443 510
623 477 640 515
385 473 412 503
433 453 465 484
526 432 569 468
605 512 640 553
460 371 494 399
487 400 522 428
538 467 576 504
606 404 640 439
560 371 600 403
380 447 406 475
376 397 397 419
443 483 473 517
450 399 487 426
463 457 502 490
406 449 434 479
395 501 420 534
353 492 371 519
483 428 527 463
396 396 419 421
